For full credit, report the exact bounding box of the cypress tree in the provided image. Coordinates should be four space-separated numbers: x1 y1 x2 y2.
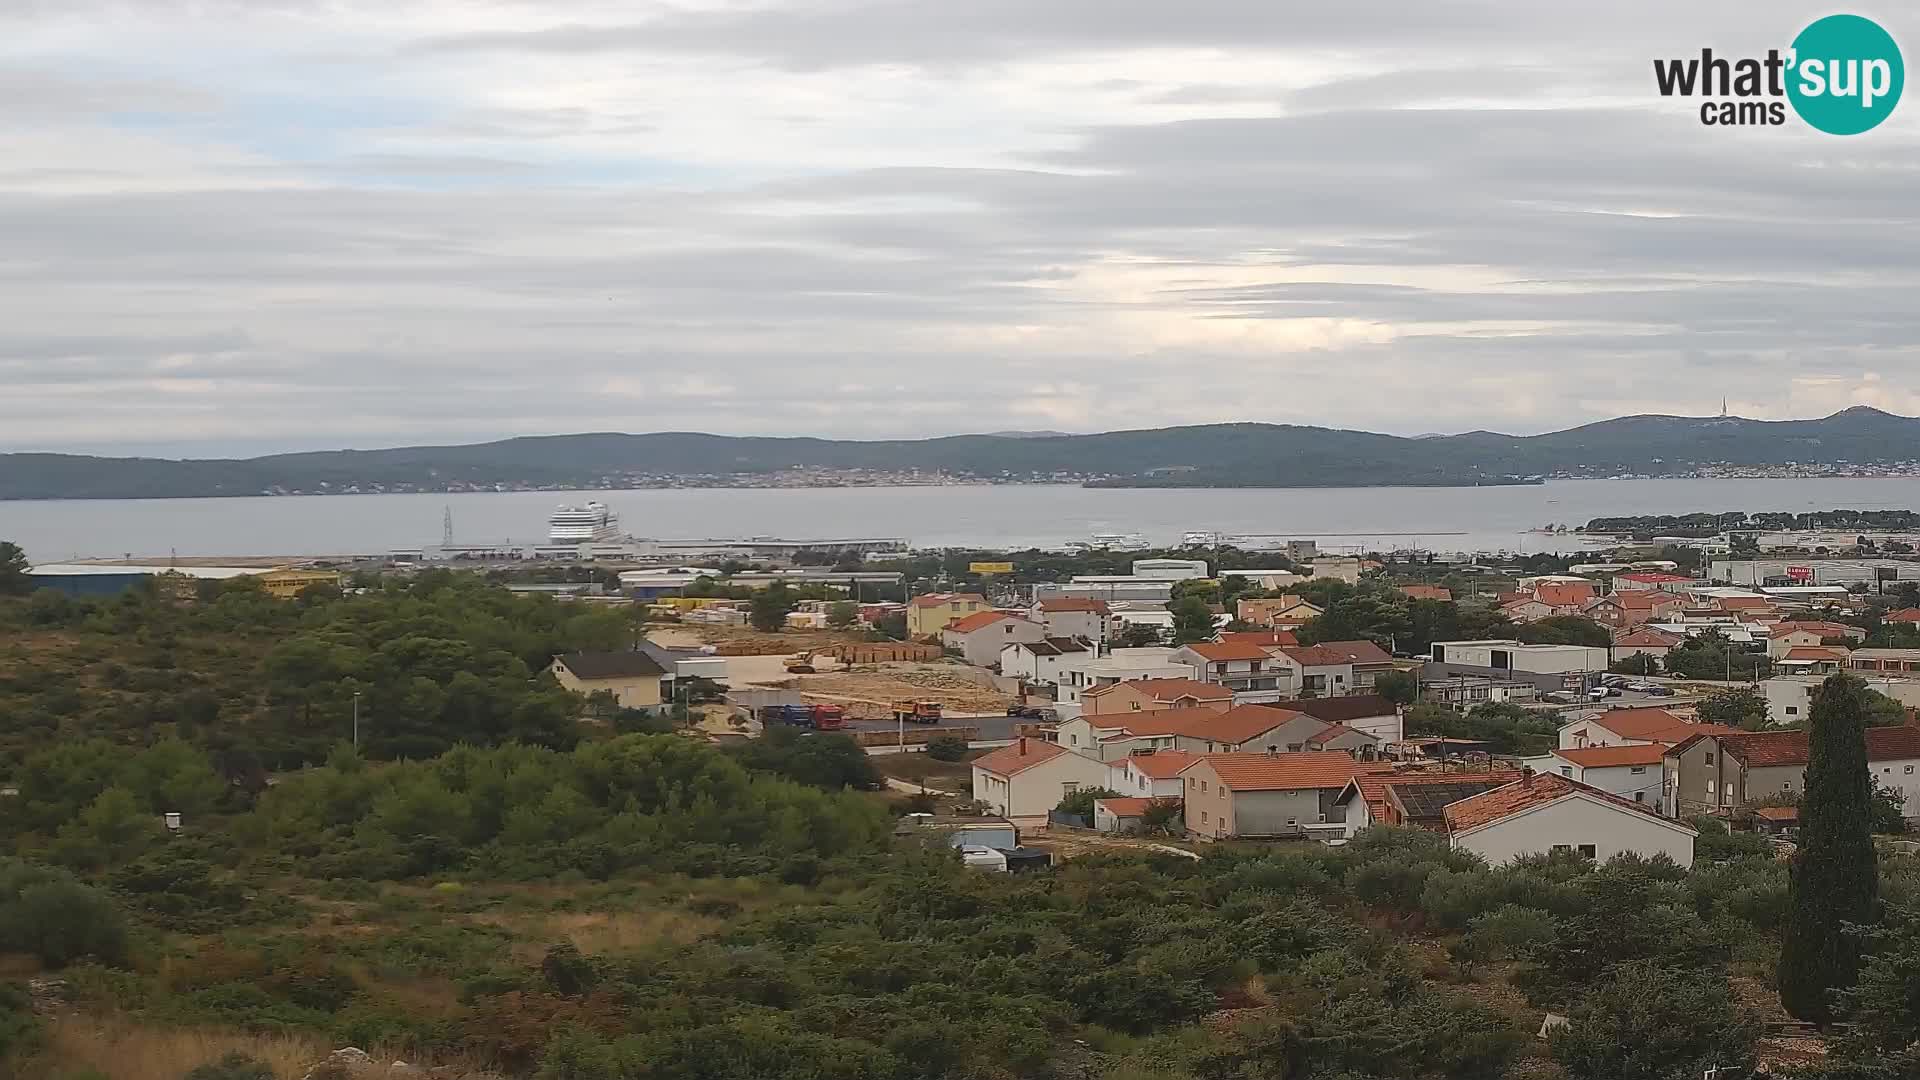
1779 674 1881 1023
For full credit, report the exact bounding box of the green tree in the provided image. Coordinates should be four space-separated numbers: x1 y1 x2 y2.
1374 669 1419 706
1610 653 1659 676
1298 588 1411 647
1550 960 1757 1080
0 540 28 596
1115 622 1163 647
1697 687 1770 731
1056 787 1121 819
926 734 969 762
825 601 859 630
1833 902 1920 1065
1780 674 1881 1024
1168 596 1215 645
749 583 799 633
0 858 131 967
1516 615 1610 647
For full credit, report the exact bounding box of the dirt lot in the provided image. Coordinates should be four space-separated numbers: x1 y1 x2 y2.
647 624 873 655
768 663 1011 716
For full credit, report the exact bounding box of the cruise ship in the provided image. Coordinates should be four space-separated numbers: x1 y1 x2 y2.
549 502 621 543
1068 532 1152 553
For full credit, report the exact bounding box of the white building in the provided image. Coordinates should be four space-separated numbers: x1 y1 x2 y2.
1429 639 1612 675
999 638 1093 702
1521 744 1667 806
941 611 1047 668
1030 598 1112 648
1443 772 1697 868
1130 558 1210 581
1309 557 1364 584
1764 674 1920 725
1106 748 1200 799
969 738 1112 818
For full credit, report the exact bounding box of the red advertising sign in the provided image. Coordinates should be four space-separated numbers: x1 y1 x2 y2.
1786 566 1814 582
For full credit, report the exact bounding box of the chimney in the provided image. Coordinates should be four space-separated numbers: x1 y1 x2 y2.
1018 736 1028 756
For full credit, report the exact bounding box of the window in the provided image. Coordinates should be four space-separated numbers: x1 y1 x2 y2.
1063 782 1079 796
1577 844 1597 859
1634 791 1645 803
1707 779 1716 795
1907 765 1915 775
1559 766 1572 778
1551 843 1572 853
1201 810 1209 824
1200 780 1208 793
1787 706 1799 716
1069 734 1078 746
1705 752 1715 765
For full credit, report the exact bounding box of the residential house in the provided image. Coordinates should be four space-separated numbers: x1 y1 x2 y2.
1612 627 1685 666
907 592 991 637
1093 796 1175 834
1274 644 1358 698
1220 568 1309 592
1613 572 1697 593
1081 648 1195 694
942 611 1047 668
1173 641 1290 702
1180 753 1362 840
1055 709 1217 760
548 651 667 712
1712 594 1778 620
1106 748 1201 798
1220 629 1300 648
1885 608 1920 627
999 638 1093 701
1776 645 1850 676
1522 743 1667 805
1534 581 1598 611
1400 585 1453 602
1335 769 1526 835
1583 590 1686 629
1081 677 1234 716
1030 597 1112 648
1767 621 1866 658
1306 640 1396 692
1444 772 1698 867
1309 557 1364 584
1499 598 1555 624
970 737 1112 818
1176 705 1379 756
1237 596 1324 630
1850 648 1920 676
1557 707 1738 750
1763 674 1920 726
1664 725 1920 818
1287 693 1405 743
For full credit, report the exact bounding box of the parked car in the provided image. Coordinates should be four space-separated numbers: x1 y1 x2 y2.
1587 687 1609 701
1543 691 1578 704
1643 685 1677 697
1626 681 1659 692
1599 675 1629 688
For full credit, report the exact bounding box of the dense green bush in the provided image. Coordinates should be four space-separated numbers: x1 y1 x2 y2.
0 859 131 967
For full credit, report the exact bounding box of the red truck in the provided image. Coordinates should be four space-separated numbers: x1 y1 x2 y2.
892 700 944 724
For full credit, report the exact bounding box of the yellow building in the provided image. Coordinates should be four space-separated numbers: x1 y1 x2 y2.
549 651 667 711
257 568 344 600
905 592 991 638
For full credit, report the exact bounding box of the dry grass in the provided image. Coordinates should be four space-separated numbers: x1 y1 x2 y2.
474 907 723 962
35 1013 480 1080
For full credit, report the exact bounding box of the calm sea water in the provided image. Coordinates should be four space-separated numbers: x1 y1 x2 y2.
9 477 1920 563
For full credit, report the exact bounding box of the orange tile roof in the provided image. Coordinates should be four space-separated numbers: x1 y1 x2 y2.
1886 608 1920 624
1717 596 1774 610
1619 572 1694 584
1612 590 1684 609
1580 708 1731 744
1781 646 1850 662
1122 749 1202 778
1553 743 1669 768
1307 722 1366 745
1183 641 1274 662
1094 797 1160 817
1092 707 1227 738
1347 768 1527 824
1709 726 1920 768
1280 644 1359 667
1221 630 1299 647
944 610 1026 634
1182 705 1309 745
1771 621 1861 638
1082 677 1232 702
971 738 1073 777
1443 771 1675 832
1752 805 1798 822
1191 752 1359 792
1311 640 1395 664
1535 582 1598 607
1037 598 1111 613
1614 627 1683 646
1400 585 1453 602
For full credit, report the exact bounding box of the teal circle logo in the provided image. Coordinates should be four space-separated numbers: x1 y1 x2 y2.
1787 14 1904 134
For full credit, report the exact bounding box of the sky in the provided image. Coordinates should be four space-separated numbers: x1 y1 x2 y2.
4 0 1919 457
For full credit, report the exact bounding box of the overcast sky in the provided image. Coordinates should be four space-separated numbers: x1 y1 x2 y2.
5 1 1919 456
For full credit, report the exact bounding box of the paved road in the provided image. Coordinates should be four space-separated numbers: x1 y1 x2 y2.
845 712 1020 742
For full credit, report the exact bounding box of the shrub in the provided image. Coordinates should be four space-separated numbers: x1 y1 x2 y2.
925 735 969 762
1551 959 1758 1080
183 1052 278 1080
0 859 131 967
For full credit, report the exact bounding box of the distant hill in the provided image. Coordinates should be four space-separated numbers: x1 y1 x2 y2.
5 407 1918 499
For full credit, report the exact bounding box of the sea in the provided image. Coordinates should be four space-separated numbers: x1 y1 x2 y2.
10 477 1920 564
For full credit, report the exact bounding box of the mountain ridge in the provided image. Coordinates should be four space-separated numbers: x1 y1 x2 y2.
4 408 1916 500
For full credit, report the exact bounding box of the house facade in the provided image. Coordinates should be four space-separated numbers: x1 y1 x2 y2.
907 592 991 638
1523 743 1667 805
1106 748 1199 798
1172 641 1289 702
1030 598 1112 648
1180 753 1359 840
1663 726 1920 819
1335 769 1525 835
941 611 1047 667
970 738 1113 818
999 638 1092 701
1081 678 1234 716
548 651 666 711
1444 772 1698 868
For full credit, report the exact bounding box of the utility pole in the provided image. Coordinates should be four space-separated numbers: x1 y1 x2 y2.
352 691 361 749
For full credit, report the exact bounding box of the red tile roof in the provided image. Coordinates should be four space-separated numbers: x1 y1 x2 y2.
1886 608 1920 624
1614 627 1683 647
1613 591 1685 610
1712 726 1920 768
1081 677 1232 703
1619 572 1694 584
1036 598 1111 614
1717 596 1775 611
1280 644 1359 667
1182 705 1309 745
1189 752 1359 792
1307 722 1366 745
1781 646 1850 662
943 610 1026 634
1771 621 1862 639
1311 640 1395 665
1443 771 1678 832
1753 805 1798 822
1094 797 1160 817
1577 707 1740 745
1090 707 1226 738
1122 749 1202 778
1400 585 1453 602
972 738 1073 777
1535 582 1598 608
1183 641 1275 662
1347 768 1527 825
1553 743 1669 768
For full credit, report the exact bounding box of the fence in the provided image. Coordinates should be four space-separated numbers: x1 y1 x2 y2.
847 725 982 748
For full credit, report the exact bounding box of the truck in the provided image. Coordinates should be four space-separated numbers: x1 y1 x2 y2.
757 703 848 730
892 700 944 724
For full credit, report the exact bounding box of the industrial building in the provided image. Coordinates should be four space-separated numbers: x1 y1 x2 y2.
1711 558 1920 588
